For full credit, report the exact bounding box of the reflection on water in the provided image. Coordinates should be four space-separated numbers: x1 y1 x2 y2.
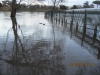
0 12 66 75
0 12 100 75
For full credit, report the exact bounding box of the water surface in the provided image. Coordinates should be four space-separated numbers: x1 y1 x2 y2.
0 12 100 75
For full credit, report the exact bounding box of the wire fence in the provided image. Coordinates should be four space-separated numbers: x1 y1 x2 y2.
45 8 100 59
45 8 100 44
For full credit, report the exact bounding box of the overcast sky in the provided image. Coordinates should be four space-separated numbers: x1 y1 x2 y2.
65 0 94 6
0 0 96 6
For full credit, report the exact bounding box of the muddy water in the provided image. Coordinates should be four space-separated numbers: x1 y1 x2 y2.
0 12 99 75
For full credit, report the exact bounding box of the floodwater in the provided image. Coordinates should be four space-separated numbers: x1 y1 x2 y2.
0 12 100 75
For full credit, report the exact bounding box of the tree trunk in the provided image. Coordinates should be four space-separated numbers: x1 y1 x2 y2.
11 0 16 17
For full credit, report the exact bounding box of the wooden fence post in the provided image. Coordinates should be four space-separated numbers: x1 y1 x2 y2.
59 12 60 21
76 22 78 33
82 10 87 43
93 25 97 44
56 17 57 23
64 13 65 23
62 19 63 25
66 20 67 27
55 12 56 20
83 10 87 36
97 49 100 59
65 20 67 27
59 19 60 23
70 21 72 31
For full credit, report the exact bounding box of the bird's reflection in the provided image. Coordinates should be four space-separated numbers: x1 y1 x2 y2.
0 17 66 75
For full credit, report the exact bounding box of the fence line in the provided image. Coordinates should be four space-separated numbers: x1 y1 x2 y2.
45 9 100 45
45 9 100 59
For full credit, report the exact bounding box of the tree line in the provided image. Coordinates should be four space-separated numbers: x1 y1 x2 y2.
0 0 98 17
0 1 95 10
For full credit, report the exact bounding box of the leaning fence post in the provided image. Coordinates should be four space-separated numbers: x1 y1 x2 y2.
93 25 97 44
76 22 78 33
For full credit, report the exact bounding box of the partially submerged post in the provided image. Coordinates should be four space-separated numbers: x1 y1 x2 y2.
70 21 72 31
64 11 66 23
93 25 97 44
66 20 67 27
59 12 60 23
76 22 78 33
56 17 57 23
59 12 60 21
82 10 87 43
62 19 63 25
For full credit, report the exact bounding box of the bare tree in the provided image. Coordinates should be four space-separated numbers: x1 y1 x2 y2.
21 0 45 8
10 0 44 17
11 0 22 17
83 1 89 8
10 0 16 17
10 0 63 17
24 0 36 8
51 0 64 11
50 0 65 18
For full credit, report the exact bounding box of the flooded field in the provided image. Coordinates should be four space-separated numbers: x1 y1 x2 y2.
0 12 100 75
